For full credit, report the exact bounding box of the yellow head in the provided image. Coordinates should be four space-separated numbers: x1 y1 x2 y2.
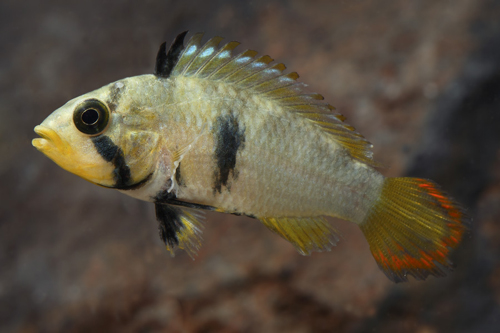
33 77 161 189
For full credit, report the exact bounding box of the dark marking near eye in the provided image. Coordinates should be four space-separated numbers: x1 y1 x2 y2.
91 135 131 188
155 187 216 211
155 31 188 78
213 111 245 193
155 203 183 249
107 82 124 112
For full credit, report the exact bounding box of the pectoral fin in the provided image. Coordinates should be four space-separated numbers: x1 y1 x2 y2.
155 203 205 257
167 123 207 193
260 216 340 255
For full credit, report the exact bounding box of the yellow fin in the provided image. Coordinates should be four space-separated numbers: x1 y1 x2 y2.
260 217 340 255
168 32 377 166
196 41 241 78
359 178 469 283
155 204 205 258
184 36 225 77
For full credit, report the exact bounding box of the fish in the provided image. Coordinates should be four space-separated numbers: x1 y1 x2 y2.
32 31 468 283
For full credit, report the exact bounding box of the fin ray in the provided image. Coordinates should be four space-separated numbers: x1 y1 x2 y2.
155 203 205 257
154 31 188 78
260 216 340 255
359 178 468 282
184 36 225 77
209 49 259 81
171 33 204 77
224 55 274 84
196 41 241 78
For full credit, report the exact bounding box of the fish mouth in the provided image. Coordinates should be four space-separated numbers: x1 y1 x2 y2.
32 125 61 151
32 125 117 187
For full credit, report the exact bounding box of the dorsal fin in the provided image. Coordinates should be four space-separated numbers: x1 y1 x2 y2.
161 32 377 166
154 31 188 78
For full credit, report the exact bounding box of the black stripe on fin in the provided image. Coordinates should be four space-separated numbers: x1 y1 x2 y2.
155 31 188 78
91 136 131 188
154 202 205 257
155 203 183 249
155 188 216 211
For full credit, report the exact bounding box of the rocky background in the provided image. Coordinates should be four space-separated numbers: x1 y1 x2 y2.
2 0 500 332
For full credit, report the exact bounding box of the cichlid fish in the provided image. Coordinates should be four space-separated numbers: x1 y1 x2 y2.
33 32 468 282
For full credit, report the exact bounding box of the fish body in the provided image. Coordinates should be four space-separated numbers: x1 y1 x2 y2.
33 32 468 282
115 74 382 222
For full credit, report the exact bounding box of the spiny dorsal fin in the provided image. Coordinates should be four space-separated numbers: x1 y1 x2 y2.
160 32 377 166
260 216 340 255
154 31 188 78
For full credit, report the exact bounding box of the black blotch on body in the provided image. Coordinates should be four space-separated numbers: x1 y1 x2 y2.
91 136 131 188
155 31 188 78
213 112 245 193
155 187 177 202
175 162 184 186
155 203 183 248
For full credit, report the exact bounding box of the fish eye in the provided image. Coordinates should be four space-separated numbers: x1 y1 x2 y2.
73 99 110 135
81 108 99 125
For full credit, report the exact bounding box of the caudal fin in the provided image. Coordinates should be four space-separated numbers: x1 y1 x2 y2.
359 177 469 283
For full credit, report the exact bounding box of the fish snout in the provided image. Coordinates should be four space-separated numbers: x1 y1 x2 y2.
32 125 63 152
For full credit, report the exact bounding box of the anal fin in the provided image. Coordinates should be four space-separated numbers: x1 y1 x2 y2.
260 217 340 255
155 203 205 257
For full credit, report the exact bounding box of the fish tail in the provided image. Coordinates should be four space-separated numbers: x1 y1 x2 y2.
359 177 469 282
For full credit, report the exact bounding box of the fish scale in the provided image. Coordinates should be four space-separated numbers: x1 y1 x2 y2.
164 75 382 219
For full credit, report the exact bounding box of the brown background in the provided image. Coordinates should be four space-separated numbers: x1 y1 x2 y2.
2 0 500 332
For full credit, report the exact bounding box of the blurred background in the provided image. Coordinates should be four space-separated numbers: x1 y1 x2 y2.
1 0 500 332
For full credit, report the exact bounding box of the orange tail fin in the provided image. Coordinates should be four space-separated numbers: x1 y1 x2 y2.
359 177 469 283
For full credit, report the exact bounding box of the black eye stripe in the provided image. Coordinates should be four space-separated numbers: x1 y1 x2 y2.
91 135 131 188
73 99 109 135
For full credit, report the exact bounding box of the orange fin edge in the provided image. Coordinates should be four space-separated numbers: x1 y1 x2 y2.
360 177 469 283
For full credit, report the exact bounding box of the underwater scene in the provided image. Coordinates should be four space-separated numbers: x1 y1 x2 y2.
2 0 500 332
